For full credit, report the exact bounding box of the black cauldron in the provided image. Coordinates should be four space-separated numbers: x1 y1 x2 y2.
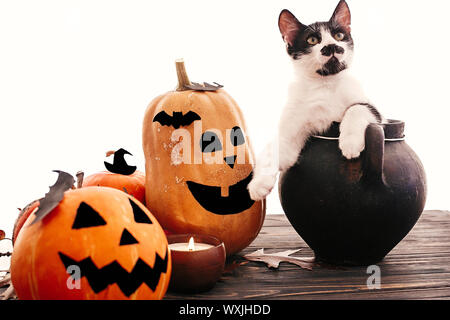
279 121 427 266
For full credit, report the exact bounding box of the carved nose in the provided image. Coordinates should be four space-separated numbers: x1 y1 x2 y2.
321 44 344 56
119 228 139 246
224 155 237 169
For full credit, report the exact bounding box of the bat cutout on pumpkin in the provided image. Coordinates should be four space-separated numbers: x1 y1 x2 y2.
104 148 137 176
31 170 75 225
58 251 169 297
186 171 255 215
152 111 201 129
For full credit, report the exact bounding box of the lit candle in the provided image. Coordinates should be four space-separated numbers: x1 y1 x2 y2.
167 234 226 293
168 237 214 252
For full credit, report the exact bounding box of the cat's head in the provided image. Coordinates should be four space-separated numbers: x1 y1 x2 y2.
279 0 354 77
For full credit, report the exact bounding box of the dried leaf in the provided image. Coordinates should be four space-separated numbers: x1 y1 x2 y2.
0 230 4 240
0 274 16 300
243 249 315 271
0 274 10 287
31 171 75 225
185 82 224 92
0 284 16 300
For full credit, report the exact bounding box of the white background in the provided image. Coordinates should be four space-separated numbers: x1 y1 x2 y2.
1 0 449 247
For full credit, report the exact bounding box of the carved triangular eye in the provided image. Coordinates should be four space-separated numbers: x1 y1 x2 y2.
72 202 107 229
119 228 139 246
129 199 152 224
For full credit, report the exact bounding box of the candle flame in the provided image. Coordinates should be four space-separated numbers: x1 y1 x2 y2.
188 237 195 251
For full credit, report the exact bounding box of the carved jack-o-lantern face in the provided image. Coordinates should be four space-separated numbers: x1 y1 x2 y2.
11 187 171 300
185 125 256 215
142 60 265 256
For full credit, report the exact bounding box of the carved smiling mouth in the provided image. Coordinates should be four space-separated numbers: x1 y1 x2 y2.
59 250 169 297
186 171 255 215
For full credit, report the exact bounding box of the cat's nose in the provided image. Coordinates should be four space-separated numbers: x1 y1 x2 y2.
321 44 344 56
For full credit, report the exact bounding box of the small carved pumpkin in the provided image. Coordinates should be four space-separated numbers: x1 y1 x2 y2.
11 186 171 300
142 60 265 256
82 148 146 204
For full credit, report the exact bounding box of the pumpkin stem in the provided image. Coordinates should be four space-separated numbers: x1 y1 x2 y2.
175 59 192 91
76 171 84 188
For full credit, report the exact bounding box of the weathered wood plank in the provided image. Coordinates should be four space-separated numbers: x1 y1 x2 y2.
165 210 450 300
3 211 449 300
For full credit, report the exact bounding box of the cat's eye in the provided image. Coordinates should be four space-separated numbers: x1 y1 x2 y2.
200 131 223 153
307 36 319 45
334 32 345 41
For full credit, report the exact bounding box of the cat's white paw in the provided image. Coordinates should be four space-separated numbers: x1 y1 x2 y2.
339 134 365 160
248 174 277 201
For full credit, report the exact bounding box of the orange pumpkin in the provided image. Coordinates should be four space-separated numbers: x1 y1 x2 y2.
11 187 171 300
83 148 146 204
13 200 40 245
142 60 265 256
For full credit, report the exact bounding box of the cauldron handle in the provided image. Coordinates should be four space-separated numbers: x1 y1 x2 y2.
363 123 385 183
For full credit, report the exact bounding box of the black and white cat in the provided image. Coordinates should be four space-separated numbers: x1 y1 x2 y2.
248 0 385 201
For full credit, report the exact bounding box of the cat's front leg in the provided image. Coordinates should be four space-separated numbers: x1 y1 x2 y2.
339 104 380 159
248 125 308 201
248 141 279 201
277 134 305 172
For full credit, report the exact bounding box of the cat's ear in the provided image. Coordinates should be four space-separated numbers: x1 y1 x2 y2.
330 0 351 33
279 10 305 47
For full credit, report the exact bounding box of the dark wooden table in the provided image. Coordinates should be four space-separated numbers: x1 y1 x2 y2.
2 211 449 300
165 210 450 300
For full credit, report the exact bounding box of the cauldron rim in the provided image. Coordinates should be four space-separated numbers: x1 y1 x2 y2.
315 119 405 140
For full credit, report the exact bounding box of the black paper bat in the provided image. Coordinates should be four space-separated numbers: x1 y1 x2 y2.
152 111 201 129
31 170 75 225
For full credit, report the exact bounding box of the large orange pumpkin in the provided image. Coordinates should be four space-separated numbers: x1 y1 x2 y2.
82 149 146 204
142 60 265 256
11 187 171 300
